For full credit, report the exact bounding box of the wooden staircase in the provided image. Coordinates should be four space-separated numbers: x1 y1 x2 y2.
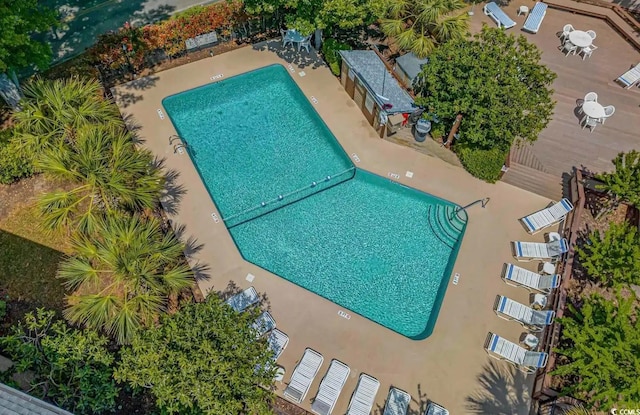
501 145 564 200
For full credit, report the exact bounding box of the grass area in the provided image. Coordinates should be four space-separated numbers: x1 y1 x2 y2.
0 194 70 323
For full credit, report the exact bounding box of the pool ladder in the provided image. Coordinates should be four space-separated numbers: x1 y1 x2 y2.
451 197 490 220
169 135 188 154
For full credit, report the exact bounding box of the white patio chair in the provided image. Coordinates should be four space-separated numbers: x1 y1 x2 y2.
311 360 350 415
494 295 555 331
502 263 561 294
512 239 569 262
582 116 598 132
560 24 574 41
281 29 293 47
601 105 615 124
383 388 411 415
225 286 259 312
561 41 577 56
580 44 597 60
346 374 380 415
578 91 598 115
284 348 324 403
520 198 574 234
299 36 312 53
616 63 640 88
586 29 596 39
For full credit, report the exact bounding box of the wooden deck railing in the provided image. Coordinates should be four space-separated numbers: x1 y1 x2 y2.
531 167 585 401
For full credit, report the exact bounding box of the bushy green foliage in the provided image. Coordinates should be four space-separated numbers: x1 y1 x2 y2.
596 150 640 207
0 129 33 184
0 299 6 321
0 309 119 414
455 144 507 183
576 222 640 286
414 27 556 152
553 292 640 410
115 295 276 415
321 39 351 75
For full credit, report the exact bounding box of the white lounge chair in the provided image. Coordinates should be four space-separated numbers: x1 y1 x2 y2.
494 295 555 331
383 388 411 415
512 239 568 261
522 2 547 33
225 286 259 312
502 263 561 294
485 332 548 373
425 402 450 415
267 329 289 361
484 2 516 29
616 63 640 88
252 311 276 337
347 374 380 415
311 360 351 415
520 198 574 234
284 348 324 404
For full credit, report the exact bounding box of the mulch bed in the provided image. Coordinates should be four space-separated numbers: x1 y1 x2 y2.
273 397 313 415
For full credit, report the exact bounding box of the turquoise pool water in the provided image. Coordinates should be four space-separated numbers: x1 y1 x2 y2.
163 64 466 339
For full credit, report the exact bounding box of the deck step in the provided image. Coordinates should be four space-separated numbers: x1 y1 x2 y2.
510 145 548 172
501 164 563 200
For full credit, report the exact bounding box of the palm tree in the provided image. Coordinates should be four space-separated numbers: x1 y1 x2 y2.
12 77 122 158
58 215 194 345
562 406 596 415
37 125 164 234
381 0 469 58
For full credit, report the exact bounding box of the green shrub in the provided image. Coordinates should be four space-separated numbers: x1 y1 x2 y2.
0 129 33 184
455 145 507 183
321 39 351 76
0 299 6 321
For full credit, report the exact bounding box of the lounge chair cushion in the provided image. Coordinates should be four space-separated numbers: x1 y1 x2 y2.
523 2 547 33
484 2 516 29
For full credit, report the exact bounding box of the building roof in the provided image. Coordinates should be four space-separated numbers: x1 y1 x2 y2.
339 50 416 114
0 383 74 415
395 52 429 83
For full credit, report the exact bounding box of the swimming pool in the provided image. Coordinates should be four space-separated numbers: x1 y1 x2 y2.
163 64 466 339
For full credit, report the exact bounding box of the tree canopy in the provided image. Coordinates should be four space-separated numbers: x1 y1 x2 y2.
58 215 194 345
115 296 276 415
576 222 640 286
0 309 118 414
0 0 57 73
381 0 469 58
414 26 556 152
553 292 640 410
244 0 387 34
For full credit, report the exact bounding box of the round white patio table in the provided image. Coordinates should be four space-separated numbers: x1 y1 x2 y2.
568 30 592 48
582 101 605 119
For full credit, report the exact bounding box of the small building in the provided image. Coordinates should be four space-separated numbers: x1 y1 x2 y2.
394 52 429 88
338 50 417 136
0 382 74 415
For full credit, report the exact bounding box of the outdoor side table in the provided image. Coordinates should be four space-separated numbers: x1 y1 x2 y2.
518 5 529 15
531 293 548 310
542 261 556 275
523 333 540 350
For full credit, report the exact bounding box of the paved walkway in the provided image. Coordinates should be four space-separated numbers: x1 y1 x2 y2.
113 41 555 415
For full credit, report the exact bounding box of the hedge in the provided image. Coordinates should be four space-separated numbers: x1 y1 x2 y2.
455 144 507 183
321 39 351 76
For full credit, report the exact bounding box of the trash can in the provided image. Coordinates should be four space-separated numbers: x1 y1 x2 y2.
414 119 432 142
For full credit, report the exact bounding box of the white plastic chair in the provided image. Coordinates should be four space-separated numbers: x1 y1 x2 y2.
601 105 615 124
560 24 574 41
561 41 577 56
586 30 596 39
298 36 311 53
580 44 597 60
582 116 597 132
281 30 293 47
578 91 598 115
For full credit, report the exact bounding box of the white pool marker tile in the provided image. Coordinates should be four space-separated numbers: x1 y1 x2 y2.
210 73 224 80
156 109 165 120
310 96 319 104
351 153 361 163
388 172 400 179
405 171 414 178
338 310 351 320
298 71 306 77
452 273 460 285
246 273 255 282
210 212 220 223
287 64 295 72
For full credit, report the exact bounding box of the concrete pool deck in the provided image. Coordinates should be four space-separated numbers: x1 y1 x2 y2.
113 41 556 414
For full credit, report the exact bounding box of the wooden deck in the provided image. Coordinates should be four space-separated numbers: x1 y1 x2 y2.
470 2 640 198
